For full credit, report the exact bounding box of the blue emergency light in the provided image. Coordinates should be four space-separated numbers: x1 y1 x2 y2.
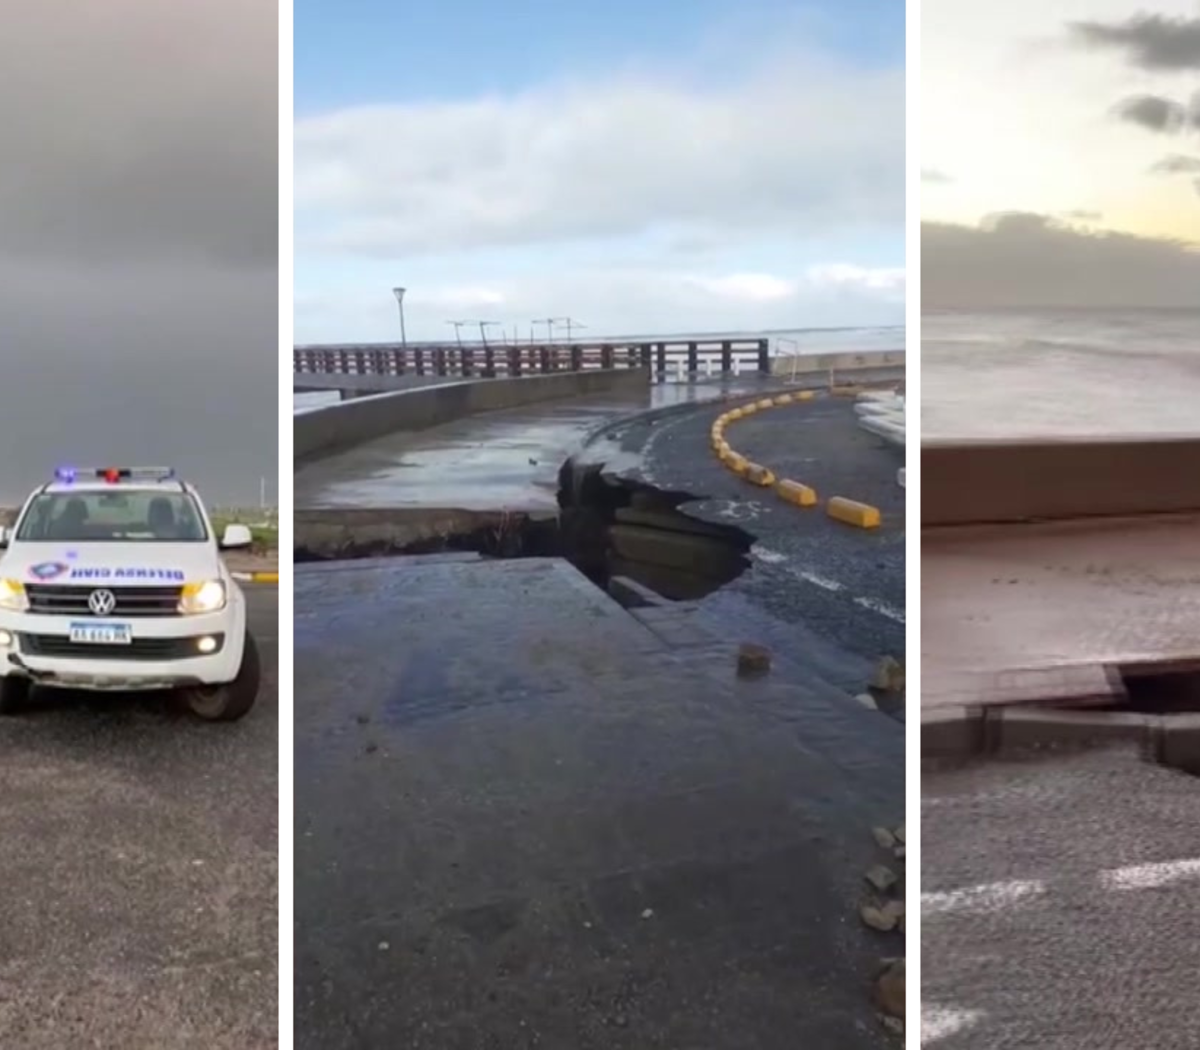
54 466 176 484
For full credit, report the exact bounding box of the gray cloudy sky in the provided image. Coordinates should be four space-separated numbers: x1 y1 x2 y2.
0 2 277 504
923 1 1200 307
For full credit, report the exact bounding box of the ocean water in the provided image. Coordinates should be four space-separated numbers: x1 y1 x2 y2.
923 310 1200 441
292 324 904 413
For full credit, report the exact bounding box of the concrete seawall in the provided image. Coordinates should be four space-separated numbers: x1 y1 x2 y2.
923 435 1200 525
294 373 457 395
771 349 905 377
295 367 650 465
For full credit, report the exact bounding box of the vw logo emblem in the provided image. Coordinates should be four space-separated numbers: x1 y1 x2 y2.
88 589 117 616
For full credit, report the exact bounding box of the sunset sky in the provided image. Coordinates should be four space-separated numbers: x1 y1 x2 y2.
923 0 1200 306
924 0 1200 239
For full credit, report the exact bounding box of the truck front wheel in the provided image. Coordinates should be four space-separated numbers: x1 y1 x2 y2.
182 631 260 722
0 675 31 715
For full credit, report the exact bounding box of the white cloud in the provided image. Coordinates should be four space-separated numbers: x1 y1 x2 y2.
295 263 904 343
295 50 903 258
690 273 797 301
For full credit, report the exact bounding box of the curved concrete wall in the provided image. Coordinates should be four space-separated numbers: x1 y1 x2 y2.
295 367 650 465
923 436 1200 525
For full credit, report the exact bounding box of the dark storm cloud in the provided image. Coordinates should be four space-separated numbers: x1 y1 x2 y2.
1113 93 1189 132
1070 14 1200 70
0 262 278 505
0 2 277 266
923 213 1200 309
0 2 278 504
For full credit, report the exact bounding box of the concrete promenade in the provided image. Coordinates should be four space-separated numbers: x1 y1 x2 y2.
922 513 1200 712
295 556 902 1049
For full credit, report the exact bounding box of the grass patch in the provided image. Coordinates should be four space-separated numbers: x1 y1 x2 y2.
211 508 278 553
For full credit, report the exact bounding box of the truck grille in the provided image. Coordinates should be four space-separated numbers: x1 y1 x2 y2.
25 585 184 617
18 633 224 660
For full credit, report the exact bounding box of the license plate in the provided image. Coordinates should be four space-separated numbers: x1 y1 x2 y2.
68 622 132 645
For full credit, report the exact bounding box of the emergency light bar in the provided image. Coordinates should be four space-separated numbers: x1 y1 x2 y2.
54 467 177 484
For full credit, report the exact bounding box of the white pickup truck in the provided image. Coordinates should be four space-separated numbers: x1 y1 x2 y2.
0 467 260 720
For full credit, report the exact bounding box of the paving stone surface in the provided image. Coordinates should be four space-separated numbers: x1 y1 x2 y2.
922 748 1200 1048
295 557 903 1049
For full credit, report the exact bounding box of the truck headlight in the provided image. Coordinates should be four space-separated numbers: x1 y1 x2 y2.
0 579 28 612
178 580 226 614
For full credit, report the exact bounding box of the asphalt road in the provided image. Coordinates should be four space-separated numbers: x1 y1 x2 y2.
923 748 1200 1049
0 587 278 1050
593 392 905 695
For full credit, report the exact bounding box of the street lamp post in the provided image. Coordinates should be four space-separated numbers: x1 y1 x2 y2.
392 286 408 349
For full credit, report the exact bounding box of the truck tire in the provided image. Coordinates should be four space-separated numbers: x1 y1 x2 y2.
183 631 260 722
0 675 32 715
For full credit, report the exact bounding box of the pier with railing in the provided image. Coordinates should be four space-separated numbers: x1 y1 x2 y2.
294 338 771 383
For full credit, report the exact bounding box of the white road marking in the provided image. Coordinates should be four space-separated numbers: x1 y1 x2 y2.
922 1005 984 1044
799 571 844 592
752 548 902 622
922 879 1045 915
853 594 906 623
1100 858 1200 891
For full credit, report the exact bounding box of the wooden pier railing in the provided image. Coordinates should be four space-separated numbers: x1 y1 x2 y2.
293 339 771 381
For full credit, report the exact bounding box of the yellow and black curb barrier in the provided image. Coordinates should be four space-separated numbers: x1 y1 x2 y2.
231 571 279 584
709 390 883 529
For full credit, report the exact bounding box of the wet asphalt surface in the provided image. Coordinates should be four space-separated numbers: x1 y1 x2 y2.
0 588 278 1050
591 390 906 697
923 748 1200 1049
295 557 904 1050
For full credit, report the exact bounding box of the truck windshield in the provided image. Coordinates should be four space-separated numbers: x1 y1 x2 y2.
16 491 208 543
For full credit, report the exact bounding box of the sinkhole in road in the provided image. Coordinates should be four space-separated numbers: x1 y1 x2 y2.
293 458 756 603
557 458 755 603
1112 667 1200 715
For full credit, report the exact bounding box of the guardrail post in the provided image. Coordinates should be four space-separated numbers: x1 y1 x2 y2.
655 343 667 382
483 344 496 377
600 343 614 369
640 343 652 370
757 338 770 374
509 345 521 376
570 344 583 371
414 348 425 376
461 347 474 377
433 347 446 376
687 341 698 377
539 346 551 373
721 340 732 374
